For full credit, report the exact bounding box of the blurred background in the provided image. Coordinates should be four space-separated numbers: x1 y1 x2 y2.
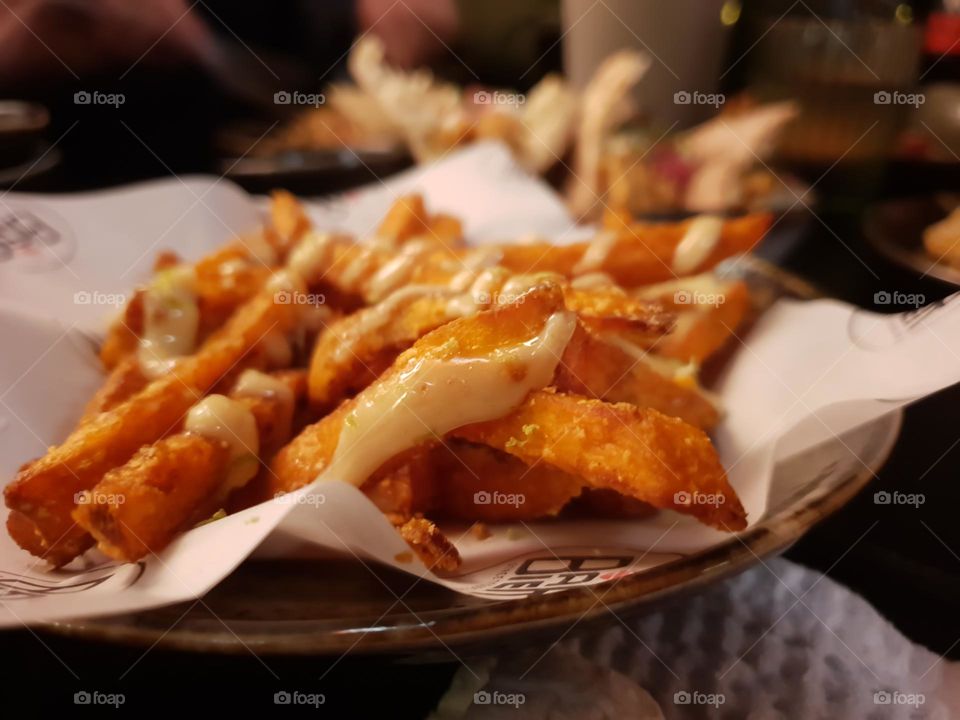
2 0 960 713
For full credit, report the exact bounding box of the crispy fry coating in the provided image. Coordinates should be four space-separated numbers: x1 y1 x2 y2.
495 213 771 286
5 289 302 566
393 516 461 572
556 324 720 430
453 389 746 530
430 442 584 521
73 433 230 562
74 370 304 562
79 355 150 423
641 278 751 364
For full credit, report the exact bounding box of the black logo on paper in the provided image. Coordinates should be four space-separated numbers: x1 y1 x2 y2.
0 205 76 271
0 563 145 599
480 554 635 598
0 210 60 263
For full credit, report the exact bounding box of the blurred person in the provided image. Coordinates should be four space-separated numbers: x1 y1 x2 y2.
0 0 460 186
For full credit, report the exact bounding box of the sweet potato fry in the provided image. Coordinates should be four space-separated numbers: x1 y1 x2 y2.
5 288 302 566
556 324 720 430
272 284 570 494
453 389 746 530
639 278 751 364
376 194 429 245
74 370 304 562
79 355 150 423
393 516 460 572
308 290 454 410
495 213 771 287
270 189 311 252
429 441 584 521
73 433 230 562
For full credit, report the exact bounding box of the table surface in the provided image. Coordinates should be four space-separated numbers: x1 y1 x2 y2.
2 166 959 717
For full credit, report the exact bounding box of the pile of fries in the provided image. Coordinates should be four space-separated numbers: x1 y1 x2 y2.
4 192 770 572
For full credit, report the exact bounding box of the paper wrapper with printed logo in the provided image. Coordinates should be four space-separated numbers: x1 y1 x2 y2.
1 143 959 626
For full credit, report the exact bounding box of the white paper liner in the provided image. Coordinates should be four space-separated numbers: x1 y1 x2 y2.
1 142 958 626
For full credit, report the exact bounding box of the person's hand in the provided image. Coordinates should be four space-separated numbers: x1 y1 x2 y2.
357 0 458 69
0 0 211 82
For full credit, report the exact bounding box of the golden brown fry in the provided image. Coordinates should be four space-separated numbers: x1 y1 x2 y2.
430 441 584 522
307 292 453 410
642 279 751 364
453 389 746 530
75 370 305 562
270 189 311 252
376 194 429 245
273 284 569 494
5 289 302 566
556 324 720 430
79 355 150 424
393 515 461 572
307 282 672 411
495 213 771 287
73 433 230 562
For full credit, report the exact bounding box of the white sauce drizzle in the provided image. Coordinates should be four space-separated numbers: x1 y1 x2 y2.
184 394 260 490
234 369 294 418
365 238 435 301
287 232 336 285
672 215 723 275
321 310 577 487
137 265 200 379
331 284 456 363
570 271 616 290
572 230 618 275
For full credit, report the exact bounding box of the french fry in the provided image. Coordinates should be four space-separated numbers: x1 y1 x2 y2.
452 389 746 530
556 324 720 430
307 279 673 410
269 189 312 252
393 516 460 572
5 288 302 566
73 370 305 562
273 284 570 494
638 278 751 364
73 433 231 562
429 441 584 522
376 194 429 245
495 213 771 287
79 355 150 423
